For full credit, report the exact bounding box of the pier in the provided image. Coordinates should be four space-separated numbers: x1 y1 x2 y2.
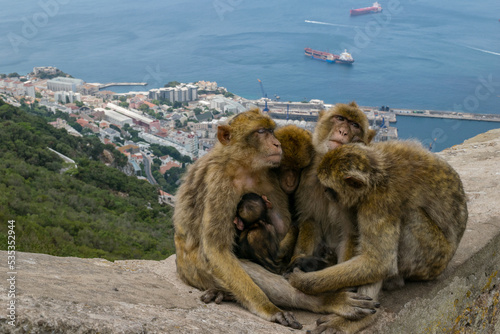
98 82 148 89
393 109 500 123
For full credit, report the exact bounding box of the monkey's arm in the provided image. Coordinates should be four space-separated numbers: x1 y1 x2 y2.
274 224 298 267
290 219 317 261
288 214 400 295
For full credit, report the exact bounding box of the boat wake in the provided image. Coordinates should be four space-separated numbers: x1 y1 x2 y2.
305 20 358 28
463 45 500 56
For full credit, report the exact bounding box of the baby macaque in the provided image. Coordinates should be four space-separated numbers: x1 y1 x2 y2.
234 193 281 273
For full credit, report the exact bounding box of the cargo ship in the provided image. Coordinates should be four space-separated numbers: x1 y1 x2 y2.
304 48 354 64
350 2 382 16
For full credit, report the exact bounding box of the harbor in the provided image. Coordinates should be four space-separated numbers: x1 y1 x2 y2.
393 109 500 123
98 82 148 89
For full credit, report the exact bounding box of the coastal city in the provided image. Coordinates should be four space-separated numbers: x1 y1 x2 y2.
1 66 499 204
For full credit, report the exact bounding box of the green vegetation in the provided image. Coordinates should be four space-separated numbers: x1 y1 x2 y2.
0 99 175 261
164 81 180 88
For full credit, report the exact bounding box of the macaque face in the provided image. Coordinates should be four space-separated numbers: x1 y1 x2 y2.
252 128 282 167
326 115 363 151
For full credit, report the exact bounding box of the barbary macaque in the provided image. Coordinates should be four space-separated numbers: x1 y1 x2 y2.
287 140 468 334
234 193 281 273
291 101 376 271
174 109 301 329
174 108 379 329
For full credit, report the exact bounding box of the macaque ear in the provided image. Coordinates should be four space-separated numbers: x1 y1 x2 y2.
318 110 326 120
345 176 365 189
349 101 359 108
234 217 245 231
217 125 232 145
366 129 377 144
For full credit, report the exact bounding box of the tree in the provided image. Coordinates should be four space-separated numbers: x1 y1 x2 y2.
173 101 182 109
193 108 203 115
8 72 20 78
110 124 121 133
119 101 129 108
35 92 42 98
139 104 150 113
75 100 84 108
119 96 127 102
165 81 180 88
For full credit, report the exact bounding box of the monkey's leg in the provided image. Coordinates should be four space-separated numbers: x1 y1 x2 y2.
399 208 456 281
240 260 379 320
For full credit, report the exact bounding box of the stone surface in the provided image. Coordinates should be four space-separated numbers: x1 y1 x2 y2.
1 129 500 333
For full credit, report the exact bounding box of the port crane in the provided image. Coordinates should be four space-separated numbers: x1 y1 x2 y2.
257 79 269 112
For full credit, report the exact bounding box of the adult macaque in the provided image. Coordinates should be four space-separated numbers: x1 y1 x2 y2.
174 109 301 328
287 140 468 333
287 102 378 333
291 102 376 270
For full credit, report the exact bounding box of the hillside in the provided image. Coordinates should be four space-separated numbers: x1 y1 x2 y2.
0 99 175 260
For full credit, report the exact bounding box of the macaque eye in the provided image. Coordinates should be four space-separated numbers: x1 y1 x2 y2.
350 122 360 129
334 115 345 122
256 128 267 134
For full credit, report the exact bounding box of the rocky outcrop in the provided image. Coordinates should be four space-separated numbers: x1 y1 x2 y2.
1 129 499 333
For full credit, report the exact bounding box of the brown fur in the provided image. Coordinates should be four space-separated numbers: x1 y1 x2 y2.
289 102 380 333
292 102 376 268
234 193 282 273
288 140 468 333
174 108 301 328
274 124 314 194
174 108 379 327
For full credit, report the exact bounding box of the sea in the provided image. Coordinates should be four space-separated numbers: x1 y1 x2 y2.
1 0 499 152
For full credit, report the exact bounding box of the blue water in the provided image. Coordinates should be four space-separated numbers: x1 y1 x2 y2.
1 0 499 151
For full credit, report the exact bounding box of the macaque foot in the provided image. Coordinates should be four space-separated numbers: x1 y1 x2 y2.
306 313 377 334
321 288 380 320
271 311 303 329
200 289 235 304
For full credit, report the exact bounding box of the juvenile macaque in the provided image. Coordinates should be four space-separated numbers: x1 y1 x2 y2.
288 140 468 333
274 124 314 195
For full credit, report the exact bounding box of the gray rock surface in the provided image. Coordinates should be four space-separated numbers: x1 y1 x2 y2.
1 129 499 333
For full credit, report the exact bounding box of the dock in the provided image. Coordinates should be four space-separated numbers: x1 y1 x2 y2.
393 109 500 123
98 82 148 89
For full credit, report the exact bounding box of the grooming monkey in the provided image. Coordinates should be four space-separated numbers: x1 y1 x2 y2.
288 140 468 334
174 109 378 328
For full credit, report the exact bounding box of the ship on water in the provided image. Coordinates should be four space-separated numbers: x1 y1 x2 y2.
304 48 354 64
350 2 383 16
